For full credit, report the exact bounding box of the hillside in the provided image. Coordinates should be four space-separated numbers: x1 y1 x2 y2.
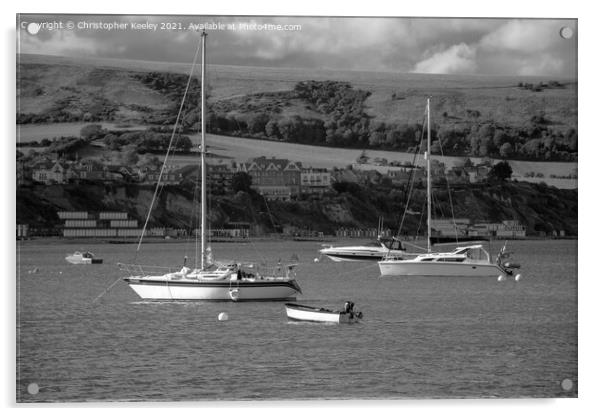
16 181 577 237
17 54 577 162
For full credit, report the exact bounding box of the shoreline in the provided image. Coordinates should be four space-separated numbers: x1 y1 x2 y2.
16 235 578 246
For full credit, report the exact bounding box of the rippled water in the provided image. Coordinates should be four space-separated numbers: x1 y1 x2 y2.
16 239 577 402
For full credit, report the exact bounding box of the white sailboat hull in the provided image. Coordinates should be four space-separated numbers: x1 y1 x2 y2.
378 260 504 277
125 278 300 301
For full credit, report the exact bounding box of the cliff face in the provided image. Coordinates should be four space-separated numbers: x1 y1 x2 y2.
16 181 577 236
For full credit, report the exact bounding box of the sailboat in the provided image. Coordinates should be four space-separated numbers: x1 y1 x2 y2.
121 32 302 301
378 99 520 278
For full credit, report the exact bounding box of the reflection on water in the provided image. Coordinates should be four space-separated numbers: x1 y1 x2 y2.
16 239 577 402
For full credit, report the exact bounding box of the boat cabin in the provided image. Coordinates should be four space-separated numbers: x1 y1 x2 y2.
416 245 491 263
380 238 405 251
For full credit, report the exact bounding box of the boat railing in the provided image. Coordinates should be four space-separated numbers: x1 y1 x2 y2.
242 262 298 280
118 262 181 276
119 261 297 279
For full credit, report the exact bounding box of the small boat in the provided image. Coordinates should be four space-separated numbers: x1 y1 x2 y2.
285 301 363 323
65 251 103 265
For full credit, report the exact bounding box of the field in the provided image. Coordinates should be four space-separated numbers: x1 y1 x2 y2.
18 53 577 131
16 53 578 188
17 124 578 189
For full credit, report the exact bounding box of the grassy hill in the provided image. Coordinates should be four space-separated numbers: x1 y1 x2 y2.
18 53 576 130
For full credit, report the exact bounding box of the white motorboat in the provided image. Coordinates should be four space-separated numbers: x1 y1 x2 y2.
121 32 302 301
319 237 414 262
65 251 103 265
378 99 520 278
285 301 363 323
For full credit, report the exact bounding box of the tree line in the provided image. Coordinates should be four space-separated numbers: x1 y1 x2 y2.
20 70 577 162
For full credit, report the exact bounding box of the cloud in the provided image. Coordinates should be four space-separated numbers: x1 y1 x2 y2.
19 29 103 56
413 43 477 74
516 54 565 76
480 19 565 53
16 15 577 77
410 19 575 76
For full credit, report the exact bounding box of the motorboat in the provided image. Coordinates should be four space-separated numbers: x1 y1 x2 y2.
65 251 103 265
285 301 363 323
319 237 415 262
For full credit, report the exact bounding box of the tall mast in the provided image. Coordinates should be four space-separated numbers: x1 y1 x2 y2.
200 30 207 270
426 98 432 253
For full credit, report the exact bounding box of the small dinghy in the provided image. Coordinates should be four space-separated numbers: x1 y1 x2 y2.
285 301 363 324
65 251 103 265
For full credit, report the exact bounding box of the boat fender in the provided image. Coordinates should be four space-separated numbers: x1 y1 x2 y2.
229 288 240 301
503 262 521 269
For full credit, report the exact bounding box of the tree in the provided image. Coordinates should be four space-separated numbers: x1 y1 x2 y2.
479 136 493 156
231 172 253 193
488 161 513 182
493 130 509 147
499 142 513 158
80 124 104 140
247 113 270 134
369 131 385 147
265 119 280 138
470 134 480 155
122 149 139 165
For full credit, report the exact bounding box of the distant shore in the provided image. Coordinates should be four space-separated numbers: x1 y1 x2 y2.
16 235 577 246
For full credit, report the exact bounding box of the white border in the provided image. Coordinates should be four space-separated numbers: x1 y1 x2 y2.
4 1 598 415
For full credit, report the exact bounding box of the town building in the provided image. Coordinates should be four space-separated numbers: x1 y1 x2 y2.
207 163 235 194
300 167 332 195
32 160 77 184
237 156 302 201
431 218 526 239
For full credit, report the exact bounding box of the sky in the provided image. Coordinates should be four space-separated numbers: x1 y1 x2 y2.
17 14 577 78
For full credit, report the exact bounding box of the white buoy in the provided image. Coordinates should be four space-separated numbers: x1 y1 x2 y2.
27 383 39 395
515 274 522 282
313 257 319 263
497 275 506 282
218 312 229 321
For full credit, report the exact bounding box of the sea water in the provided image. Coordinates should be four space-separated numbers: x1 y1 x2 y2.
16 239 577 402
